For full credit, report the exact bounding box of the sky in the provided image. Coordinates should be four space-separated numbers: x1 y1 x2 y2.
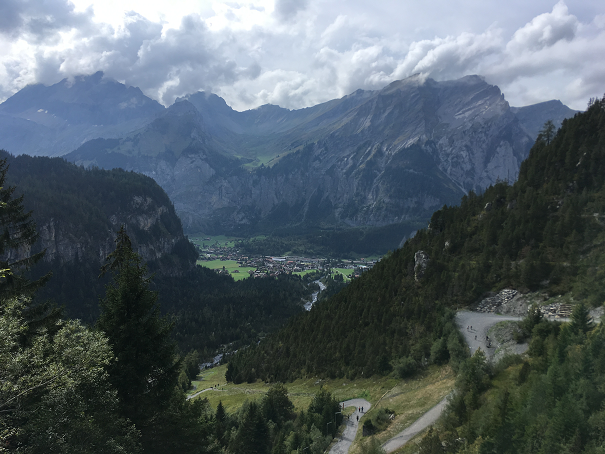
0 0 604 111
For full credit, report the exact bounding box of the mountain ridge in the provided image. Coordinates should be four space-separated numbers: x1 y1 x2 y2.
65 74 534 234
0 73 579 239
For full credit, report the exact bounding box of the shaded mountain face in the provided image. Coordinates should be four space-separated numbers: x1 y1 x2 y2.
2 151 196 276
66 75 540 234
511 99 579 140
1 72 577 235
0 72 164 156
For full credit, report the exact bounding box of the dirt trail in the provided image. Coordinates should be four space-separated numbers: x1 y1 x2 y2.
382 396 449 453
186 387 213 400
329 398 371 454
377 311 525 453
456 311 524 358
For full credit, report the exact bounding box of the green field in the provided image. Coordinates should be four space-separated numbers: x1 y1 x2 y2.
292 270 317 278
331 268 355 281
188 364 454 452
197 259 255 281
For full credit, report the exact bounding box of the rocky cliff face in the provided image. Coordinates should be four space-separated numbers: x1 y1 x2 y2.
36 196 179 266
68 74 538 233
3 152 196 275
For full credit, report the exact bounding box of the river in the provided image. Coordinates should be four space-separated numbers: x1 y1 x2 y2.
304 280 327 310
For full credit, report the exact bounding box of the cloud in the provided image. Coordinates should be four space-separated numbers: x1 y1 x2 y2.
507 1 578 52
392 28 503 81
0 0 603 111
0 0 94 42
481 3 605 107
22 11 262 105
274 0 309 21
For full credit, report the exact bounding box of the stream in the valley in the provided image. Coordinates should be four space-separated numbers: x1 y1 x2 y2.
304 280 327 310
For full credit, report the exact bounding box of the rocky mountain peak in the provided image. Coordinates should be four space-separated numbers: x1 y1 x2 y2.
0 72 579 238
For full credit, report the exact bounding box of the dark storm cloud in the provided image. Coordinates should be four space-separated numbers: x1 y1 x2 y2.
0 0 93 42
274 0 309 21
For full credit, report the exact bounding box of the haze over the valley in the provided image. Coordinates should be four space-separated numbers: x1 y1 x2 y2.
1 0 604 112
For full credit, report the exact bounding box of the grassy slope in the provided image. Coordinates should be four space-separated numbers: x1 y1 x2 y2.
190 364 454 451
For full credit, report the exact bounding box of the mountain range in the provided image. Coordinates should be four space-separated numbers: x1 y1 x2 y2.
0 72 578 236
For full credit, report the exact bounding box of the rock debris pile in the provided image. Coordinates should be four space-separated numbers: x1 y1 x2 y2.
475 289 518 313
539 303 573 318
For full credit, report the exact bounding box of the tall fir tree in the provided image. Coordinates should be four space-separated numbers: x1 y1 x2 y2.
0 157 48 298
97 226 181 447
0 156 56 338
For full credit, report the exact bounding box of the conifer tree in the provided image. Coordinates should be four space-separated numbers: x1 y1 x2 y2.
262 383 294 428
537 120 556 145
0 157 48 298
230 401 270 454
0 157 56 336
97 226 181 443
570 302 594 335
215 401 227 445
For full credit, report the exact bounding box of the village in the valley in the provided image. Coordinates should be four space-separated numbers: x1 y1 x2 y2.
193 237 377 280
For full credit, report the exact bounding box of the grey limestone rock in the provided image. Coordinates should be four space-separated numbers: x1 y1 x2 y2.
414 250 430 281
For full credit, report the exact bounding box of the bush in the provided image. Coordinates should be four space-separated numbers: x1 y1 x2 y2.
492 354 523 376
395 356 418 378
363 408 395 436
430 337 450 365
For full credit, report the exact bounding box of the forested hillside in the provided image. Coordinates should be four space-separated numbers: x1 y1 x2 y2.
0 216 339 453
227 95 605 383
2 151 196 273
33 254 309 356
0 152 310 356
418 303 605 454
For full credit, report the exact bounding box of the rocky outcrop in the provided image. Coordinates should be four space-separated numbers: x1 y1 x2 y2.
414 250 430 281
475 289 518 313
36 197 179 266
3 152 196 275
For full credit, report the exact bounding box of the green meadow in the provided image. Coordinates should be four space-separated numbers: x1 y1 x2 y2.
189 363 454 453
197 259 255 281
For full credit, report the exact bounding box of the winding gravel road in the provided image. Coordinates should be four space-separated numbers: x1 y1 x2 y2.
456 311 524 358
382 396 449 453
331 311 527 454
329 398 371 454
